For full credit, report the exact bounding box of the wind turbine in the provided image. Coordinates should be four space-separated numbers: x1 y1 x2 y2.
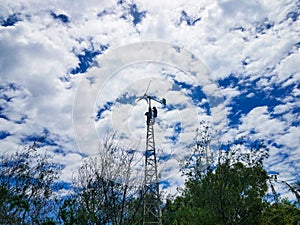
136 80 165 225
136 80 166 106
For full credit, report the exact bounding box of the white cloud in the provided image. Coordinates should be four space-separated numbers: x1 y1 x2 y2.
239 106 286 139
52 152 84 182
277 126 300 149
0 0 299 199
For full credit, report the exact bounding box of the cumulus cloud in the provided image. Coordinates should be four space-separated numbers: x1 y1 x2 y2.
0 0 299 198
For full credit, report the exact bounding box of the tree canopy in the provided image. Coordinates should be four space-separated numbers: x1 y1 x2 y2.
0 129 299 225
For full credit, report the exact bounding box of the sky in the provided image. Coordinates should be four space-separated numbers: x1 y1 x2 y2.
0 0 299 199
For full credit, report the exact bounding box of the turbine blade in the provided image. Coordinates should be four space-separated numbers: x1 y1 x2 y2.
136 96 144 102
145 80 152 94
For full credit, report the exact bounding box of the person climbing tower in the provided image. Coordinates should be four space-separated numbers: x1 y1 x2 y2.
153 106 157 118
145 107 152 126
152 106 157 124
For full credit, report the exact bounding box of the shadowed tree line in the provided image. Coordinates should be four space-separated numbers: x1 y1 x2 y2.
0 130 299 225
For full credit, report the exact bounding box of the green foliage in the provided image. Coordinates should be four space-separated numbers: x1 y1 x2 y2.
164 133 272 225
164 162 270 225
0 143 61 225
163 197 205 225
59 198 79 225
188 162 268 225
262 201 300 225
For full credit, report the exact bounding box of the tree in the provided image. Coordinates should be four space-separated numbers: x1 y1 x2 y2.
180 121 213 181
262 200 300 225
0 142 61 225
164 161 269 225
186 162 269 225
164 129 270 225
180 121 269 182
163 197 205 225
60 132 143 225
280 181 300 204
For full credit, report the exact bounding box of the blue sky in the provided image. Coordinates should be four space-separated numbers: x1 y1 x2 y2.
0 0 299 198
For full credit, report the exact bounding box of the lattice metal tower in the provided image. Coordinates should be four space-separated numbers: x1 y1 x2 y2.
136 81 164 225
143 97 162 225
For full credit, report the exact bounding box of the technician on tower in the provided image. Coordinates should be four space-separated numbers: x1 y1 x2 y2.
152 106 157 124
145 107 152 126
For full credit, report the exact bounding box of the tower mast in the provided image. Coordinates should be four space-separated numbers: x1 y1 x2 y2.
143 96 162 225
136 81 165 225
